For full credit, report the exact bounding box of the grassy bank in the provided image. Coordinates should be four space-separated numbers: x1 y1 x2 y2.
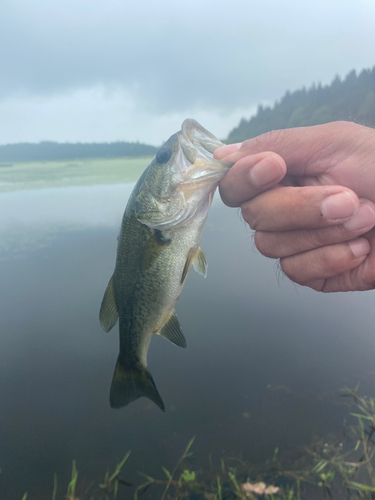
0 156 152 193
20 386 375 500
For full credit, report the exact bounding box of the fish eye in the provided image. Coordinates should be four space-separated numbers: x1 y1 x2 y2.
155 147 172 165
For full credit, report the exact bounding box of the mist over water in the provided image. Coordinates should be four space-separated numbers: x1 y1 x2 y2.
1 183 375 499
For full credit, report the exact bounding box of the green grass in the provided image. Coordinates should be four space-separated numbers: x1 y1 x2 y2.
0 156 152 193
22 386 375 500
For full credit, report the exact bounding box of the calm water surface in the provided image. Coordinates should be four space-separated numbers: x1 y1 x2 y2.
1 183 375 499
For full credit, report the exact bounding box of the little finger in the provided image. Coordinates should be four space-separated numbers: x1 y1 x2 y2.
279 238 371 287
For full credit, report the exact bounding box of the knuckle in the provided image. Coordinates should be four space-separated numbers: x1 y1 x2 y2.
219 180 240 208
254 231 276 257
220 190 237 208
279 256 299 282
241 202 261 230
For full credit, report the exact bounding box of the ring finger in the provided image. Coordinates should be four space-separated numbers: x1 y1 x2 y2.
254 202 375 258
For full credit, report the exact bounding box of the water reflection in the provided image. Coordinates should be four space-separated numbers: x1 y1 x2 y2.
1 184 375 499
0 184 134 252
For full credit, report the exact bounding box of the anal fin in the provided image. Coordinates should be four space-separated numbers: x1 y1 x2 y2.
157 310 186 348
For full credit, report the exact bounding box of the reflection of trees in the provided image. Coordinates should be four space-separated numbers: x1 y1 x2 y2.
228 67 375 143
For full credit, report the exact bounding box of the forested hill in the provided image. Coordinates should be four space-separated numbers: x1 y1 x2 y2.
227 66 375 143
0 141 157 162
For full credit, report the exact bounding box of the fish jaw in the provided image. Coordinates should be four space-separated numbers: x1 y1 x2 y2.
178 119 233 185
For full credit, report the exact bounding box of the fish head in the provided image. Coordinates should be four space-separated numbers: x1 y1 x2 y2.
134 119 232 230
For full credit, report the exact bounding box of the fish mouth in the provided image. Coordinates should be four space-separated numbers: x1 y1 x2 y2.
177 119 233 192
180 119 224 155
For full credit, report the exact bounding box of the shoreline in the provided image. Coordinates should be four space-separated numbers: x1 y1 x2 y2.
0 156 152 193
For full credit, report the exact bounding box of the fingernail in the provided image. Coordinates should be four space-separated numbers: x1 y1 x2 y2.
344 204 375 231
249 156 284 187
321 192 357 221
349 238 371 258
215 142 241 160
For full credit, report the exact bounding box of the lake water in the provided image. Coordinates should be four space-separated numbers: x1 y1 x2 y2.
1 183 375 499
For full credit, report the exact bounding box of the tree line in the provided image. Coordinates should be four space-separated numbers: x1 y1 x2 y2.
0 140 157 163
1 66 374 161
227 66 375 143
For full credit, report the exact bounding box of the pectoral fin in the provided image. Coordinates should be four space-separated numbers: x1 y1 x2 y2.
99 275 119 332
141 230 171 271
157 310 186 348
193 247 207 278
181 247 207 284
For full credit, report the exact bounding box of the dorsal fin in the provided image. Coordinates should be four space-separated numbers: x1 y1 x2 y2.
99 275 119 332
157 310 186 348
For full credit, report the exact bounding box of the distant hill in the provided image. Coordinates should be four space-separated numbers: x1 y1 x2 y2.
227 66 375 143
0 141 157 162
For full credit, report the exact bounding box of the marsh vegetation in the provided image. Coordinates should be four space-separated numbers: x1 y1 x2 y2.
20 386 375 500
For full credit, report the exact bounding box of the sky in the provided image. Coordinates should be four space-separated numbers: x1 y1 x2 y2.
1 0 374 146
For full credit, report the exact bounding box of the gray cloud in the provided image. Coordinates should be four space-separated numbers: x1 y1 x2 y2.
2 0 374 115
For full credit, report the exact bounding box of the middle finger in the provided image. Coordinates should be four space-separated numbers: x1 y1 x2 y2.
241 185 360 231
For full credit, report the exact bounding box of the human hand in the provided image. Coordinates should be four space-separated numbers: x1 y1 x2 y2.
215 121 375 292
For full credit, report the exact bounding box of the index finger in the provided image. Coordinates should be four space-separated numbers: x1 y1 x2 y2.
219 152 286 207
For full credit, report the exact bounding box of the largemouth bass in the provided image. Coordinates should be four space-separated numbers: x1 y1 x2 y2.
99 119 232 411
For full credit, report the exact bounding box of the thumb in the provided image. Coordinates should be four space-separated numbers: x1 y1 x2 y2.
215 121 362 177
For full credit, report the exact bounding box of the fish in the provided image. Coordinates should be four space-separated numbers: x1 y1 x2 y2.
99 119 232 411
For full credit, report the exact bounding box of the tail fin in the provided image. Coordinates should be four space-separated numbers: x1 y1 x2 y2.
110 356 165 411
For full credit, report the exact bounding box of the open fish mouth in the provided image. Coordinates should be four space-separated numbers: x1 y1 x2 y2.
181 119 224 155
177 119 233 189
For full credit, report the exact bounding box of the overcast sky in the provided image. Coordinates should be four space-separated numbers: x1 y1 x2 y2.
1 0 374 145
